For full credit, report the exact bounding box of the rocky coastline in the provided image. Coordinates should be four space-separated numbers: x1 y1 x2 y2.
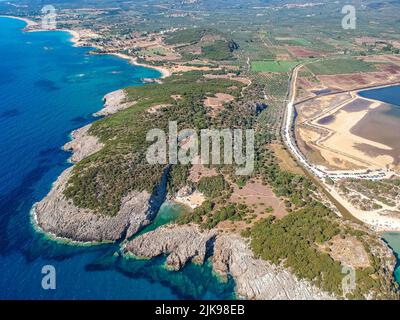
94 89 132 117
33 89 163 243
124 224 335 300
63 124 104 163
30 75 399 301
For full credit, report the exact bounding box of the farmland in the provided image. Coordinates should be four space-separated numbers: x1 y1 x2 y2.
251 60 299 73
306 58 377 75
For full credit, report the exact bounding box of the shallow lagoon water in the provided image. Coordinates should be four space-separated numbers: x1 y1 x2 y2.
0 17 235 299
359 85 400 283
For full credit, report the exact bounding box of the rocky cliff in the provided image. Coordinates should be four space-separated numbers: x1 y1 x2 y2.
213 233 334 300
124 224 335 300
33 89 162 243
34 167 153 242
125 224 216 270
63 124 103 163
94 89 132 117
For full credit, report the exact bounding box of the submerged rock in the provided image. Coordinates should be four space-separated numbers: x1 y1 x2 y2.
125 225 216 271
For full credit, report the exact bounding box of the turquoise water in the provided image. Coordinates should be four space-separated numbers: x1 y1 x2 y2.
383 233 400 284
135 202 185 237
0 17 235 299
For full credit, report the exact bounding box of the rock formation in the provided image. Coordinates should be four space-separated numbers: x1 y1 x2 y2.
94 89 132 117
125 224 335 300
34 168 155 242
63 124 103 163
33 88 163 243
125 224 216 270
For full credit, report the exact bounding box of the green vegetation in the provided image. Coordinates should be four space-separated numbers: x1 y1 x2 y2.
167 165 191 194
249 203 344 295
249 103 398 298
204 203 248 229
336 178 400 211
249 200 397 298
164 28 208 45
251 60 299 73
141 47 168 58
164 28 238 62
178 201 250 229
201 40 237 61
178 200 214 225
197 175 229 198
259 149 315 211
306 58 376 75
64 72 244 216
16 0 400 300
275 37 312 47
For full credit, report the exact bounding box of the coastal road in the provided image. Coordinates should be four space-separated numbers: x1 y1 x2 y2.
280 62 400 228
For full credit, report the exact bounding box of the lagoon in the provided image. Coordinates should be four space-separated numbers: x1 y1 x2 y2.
358 85 400 285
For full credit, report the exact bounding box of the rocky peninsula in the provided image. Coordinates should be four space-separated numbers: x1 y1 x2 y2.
33 89 163 243
125 224 335 300
94 89 131 117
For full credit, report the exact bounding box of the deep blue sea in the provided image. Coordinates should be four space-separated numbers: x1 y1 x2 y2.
359 85 400 108
0 17 235 300
359 85 400 118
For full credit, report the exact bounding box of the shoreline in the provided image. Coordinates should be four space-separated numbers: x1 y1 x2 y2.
110 52 171 79
30 205 112 247
3 16 164 244
28 28 81 46
292 69 400 231
355 82 400 100
1 15 81 46
1 15 171 78
0 15 37 27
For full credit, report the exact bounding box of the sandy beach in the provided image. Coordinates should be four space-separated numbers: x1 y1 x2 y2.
2 15 170 78
0 15 38 27
112 53 171 79
54 29 81 46
1 15 81 46
326 184 400 232
27 28 81 46
173 191 205 209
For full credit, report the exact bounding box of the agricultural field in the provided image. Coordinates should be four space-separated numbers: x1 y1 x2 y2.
275 37 312 47
5 0 400 301
251 60 299 73
306 58 377 75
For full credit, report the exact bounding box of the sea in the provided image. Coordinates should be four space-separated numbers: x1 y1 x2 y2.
0 17 235 299
2 16 400 300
